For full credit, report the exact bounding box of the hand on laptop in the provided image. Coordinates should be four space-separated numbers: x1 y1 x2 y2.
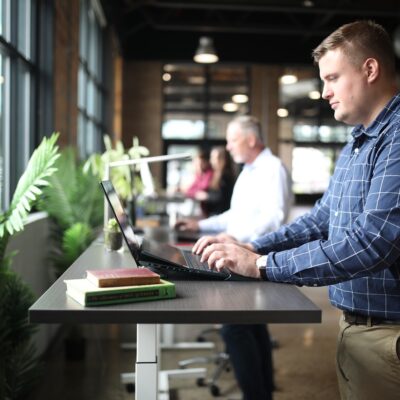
200 242 261 279
192 233 254 255
175 218 199 232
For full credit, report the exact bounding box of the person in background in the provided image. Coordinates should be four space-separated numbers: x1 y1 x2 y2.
195 21 400 400
184 149 213 200
176 115 292 242
195 146 237 217
177 115 292 400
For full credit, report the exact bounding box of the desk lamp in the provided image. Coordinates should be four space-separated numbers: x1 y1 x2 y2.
103 153 192 228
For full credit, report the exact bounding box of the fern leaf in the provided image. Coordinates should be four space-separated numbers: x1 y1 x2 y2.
2 133 60 237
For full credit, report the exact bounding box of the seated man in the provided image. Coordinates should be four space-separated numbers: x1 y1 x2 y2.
178 115 292 400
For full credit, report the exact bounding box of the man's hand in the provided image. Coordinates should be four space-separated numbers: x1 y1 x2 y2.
193 233 255 255
175 218 200 231
192 233 238 254
200 243 261 279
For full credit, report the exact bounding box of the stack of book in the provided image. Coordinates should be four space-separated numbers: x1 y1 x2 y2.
64 267 175 307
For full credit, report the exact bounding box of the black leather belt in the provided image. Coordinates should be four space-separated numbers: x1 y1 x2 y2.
343 311 400 326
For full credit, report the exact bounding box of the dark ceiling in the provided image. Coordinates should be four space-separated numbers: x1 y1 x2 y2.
101 0 400 65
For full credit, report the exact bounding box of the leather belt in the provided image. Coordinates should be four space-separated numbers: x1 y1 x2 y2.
343 311 400 326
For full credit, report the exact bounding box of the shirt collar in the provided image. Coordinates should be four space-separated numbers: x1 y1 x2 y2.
352 93 400 139
244 148 271 171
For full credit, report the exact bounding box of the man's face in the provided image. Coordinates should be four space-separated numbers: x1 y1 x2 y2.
319 48 370 126
225 123 252 164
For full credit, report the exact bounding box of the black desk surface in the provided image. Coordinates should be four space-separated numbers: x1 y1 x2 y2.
29 239 321 325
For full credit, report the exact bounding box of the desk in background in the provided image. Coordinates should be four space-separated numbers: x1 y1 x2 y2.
29 238 321 400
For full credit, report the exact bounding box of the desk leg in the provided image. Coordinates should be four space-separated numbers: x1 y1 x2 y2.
135 324 158 400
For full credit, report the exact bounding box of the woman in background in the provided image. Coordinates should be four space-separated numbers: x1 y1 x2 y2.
185 149 213 199
195 146 237 216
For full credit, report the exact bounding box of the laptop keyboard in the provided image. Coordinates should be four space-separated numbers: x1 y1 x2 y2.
182 250 211 271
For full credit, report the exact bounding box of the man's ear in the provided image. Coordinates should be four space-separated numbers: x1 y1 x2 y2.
364 58 379 83
247 133 257 148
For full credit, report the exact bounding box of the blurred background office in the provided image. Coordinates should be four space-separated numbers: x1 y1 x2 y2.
2 1 400 399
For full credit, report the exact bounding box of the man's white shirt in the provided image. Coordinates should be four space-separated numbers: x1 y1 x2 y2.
198 148 292 241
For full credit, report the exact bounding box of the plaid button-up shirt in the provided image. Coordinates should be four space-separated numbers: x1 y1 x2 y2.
252 94 400 319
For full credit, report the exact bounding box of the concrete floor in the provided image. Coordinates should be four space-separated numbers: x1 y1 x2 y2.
31 286 341 400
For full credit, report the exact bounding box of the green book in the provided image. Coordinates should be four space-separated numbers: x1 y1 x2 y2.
64 278 176 307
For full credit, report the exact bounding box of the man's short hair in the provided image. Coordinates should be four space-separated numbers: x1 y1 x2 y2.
228 115 264 144
312 20 395 76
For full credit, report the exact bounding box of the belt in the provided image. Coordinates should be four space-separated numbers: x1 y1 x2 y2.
343 311 400 326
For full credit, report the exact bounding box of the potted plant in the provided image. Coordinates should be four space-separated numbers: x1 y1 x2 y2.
0 133 60 399
37 148 103 360
104 218 122 251
84 135 150 224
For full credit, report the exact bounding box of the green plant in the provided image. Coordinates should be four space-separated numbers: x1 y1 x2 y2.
0 133 60 399
106 218 120 232
38 148 103 277
83 134 149 202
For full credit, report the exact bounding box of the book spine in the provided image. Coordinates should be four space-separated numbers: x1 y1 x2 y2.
85 285 175 306
97 277 160 287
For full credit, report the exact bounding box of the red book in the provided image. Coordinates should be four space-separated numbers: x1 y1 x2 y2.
86 267 160 287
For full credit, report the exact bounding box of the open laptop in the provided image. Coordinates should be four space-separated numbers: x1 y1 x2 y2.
101 180 251 281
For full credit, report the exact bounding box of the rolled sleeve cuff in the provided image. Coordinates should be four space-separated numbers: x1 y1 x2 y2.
265 251 291 283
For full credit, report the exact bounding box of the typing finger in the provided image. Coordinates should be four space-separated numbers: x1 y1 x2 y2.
193 236 214 254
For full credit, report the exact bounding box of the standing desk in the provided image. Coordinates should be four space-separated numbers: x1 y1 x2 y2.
29 238 321 400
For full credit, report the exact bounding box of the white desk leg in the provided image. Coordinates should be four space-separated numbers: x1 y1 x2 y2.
135 324 158 400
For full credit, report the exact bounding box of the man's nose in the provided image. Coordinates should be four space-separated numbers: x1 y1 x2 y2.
322 84 332 100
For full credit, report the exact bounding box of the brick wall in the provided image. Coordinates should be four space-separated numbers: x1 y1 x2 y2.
53 0 79 148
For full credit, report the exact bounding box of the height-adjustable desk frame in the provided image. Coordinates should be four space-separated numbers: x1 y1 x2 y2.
29 239 321 400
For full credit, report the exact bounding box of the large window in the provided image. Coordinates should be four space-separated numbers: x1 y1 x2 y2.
0 0 38 209
162 63 250 189
77 0 107 158
278 67 352 200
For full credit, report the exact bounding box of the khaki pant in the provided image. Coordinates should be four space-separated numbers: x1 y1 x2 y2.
336 315 400 400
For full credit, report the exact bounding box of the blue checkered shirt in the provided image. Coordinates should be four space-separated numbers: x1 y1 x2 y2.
252 94 400 320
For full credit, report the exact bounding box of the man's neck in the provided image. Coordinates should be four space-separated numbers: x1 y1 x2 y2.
245 146 265 165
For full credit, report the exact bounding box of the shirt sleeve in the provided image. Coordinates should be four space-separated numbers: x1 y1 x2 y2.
265 131 400 286
198 209 231 232
252 183 331 254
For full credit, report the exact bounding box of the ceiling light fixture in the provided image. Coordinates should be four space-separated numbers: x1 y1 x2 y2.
280 74 298 85
223 102 239 112
232 94 249 103
308 90 321 100
194 37 219 64
162 73 171 82
277 108 289 118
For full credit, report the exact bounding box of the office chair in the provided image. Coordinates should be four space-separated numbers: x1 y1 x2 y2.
178 326 231 397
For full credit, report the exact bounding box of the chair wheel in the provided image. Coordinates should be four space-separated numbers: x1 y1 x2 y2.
125 383 135 393
210 384 221 397
196 377 206 386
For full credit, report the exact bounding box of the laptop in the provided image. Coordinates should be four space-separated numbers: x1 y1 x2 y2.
101 180 251 281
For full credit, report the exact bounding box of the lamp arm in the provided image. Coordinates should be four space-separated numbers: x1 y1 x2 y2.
103 153 192 228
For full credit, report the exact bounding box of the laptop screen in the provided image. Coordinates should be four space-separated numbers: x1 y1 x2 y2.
101 180 140 261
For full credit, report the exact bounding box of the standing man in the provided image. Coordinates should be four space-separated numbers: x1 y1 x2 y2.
196 20 400 400
177 115 292 400
176 115 292 242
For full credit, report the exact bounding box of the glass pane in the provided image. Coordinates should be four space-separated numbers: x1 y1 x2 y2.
292 147 335 194
0 0 9 39
79 0 88 60
17 0 31 59
166 144 201 192
87 78 95 117
207 113 232 139
77 113 86 159
78 65 86 108
16 61 31 179
162 113 205 139
0 53 5 209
